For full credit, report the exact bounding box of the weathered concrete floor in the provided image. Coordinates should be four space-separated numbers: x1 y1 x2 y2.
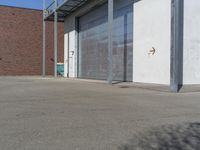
0 77 200 150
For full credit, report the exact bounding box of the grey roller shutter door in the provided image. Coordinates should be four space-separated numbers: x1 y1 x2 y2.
78 0 133 81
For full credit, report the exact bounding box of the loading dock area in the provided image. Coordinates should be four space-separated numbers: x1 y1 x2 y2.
43 0 200 92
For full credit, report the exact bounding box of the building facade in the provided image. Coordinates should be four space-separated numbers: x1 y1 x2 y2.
44 0 200 92
0 5 64 75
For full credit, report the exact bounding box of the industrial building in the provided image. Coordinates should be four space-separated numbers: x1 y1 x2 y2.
0 5 64 75
43 0 200 92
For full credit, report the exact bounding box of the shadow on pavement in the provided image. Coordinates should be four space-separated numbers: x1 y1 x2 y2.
119 122 200 150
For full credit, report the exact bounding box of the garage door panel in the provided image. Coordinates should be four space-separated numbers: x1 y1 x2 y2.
78 0 133 81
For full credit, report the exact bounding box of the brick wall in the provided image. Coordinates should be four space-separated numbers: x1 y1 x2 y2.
0 5 64 75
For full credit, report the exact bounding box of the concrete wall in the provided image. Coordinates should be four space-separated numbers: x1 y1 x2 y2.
133 0 171 84
183 0 200 84
0 5 64 75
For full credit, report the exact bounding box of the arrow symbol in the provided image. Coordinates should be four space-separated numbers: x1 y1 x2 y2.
149 47 156 55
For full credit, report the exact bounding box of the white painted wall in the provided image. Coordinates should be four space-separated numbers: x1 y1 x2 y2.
133 0 171 84
183 0 200 84
64 33 69 77
64 31 76 78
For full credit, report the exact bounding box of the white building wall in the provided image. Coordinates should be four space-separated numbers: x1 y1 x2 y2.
183 0 200 84
133 0 171 84
64 33 69 77
64 14 77 78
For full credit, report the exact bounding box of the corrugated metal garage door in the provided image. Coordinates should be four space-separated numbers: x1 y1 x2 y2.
78 0 133 81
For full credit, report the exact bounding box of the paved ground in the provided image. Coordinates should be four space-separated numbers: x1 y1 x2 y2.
0 77 200 150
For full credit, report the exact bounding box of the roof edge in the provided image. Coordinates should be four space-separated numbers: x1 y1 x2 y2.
0 4 42 12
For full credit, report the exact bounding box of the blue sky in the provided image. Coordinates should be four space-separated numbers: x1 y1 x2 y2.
0 0 43 10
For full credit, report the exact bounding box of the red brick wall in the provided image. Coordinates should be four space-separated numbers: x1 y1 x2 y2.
0 6 64 75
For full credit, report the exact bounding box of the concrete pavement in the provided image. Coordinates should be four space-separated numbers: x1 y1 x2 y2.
0 77 200 150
